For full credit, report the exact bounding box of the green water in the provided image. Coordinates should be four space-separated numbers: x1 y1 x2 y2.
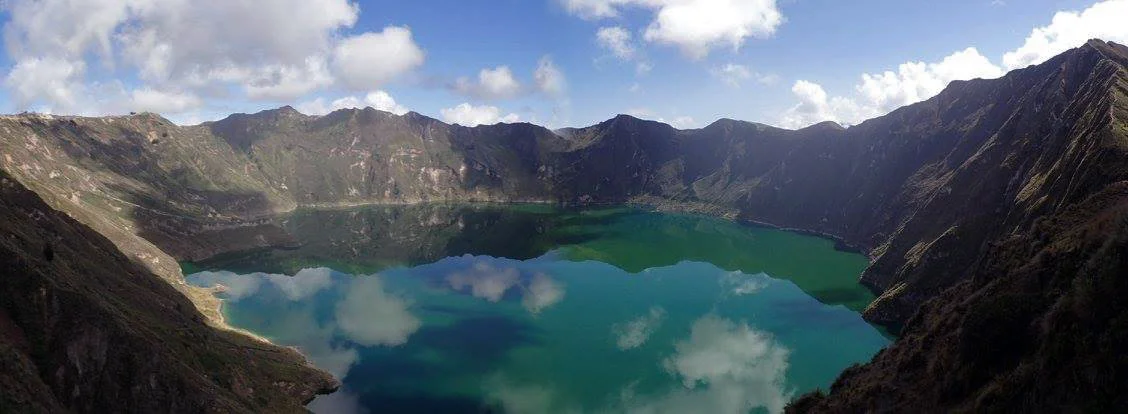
186 204 888 414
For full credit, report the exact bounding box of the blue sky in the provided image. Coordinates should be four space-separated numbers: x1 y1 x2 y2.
0 0 1124 128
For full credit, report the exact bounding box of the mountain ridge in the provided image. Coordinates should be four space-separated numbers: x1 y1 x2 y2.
1 39 1126 412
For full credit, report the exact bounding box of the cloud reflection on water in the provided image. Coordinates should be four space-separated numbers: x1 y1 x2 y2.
187 268 420 380
443 257 567 315
488 314 792 414
613 306 667 350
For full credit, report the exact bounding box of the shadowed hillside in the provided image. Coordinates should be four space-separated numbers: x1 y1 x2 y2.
0 171 337 412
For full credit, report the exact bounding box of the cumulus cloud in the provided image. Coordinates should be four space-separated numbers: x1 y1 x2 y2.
187 268 335 302
484 379 568 414
597 26 637 60
565 0 784 59
481 314 792 414
535 57 567 96
1 0 423 115
440 103 521 126
856 47 1003 112
521 273 566 314
296 90 410 116
711 64 778 87
613 306 667 350
624 315 791 414
446 261 522 302
243 57 335 100
1002 0 1128 70
642 0 784 59
188 270 264 300
4 57 86 111
130 88 203 114
188 267 423 384
266 267 335 301
332 26 425 91
444 260 566 313
336 276 421 346
720 271 771 296
779 47 1003 128
454 65 523 100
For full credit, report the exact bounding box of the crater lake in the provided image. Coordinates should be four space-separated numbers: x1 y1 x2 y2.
184 204 890 414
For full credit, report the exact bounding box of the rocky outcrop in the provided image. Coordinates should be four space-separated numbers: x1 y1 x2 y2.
0 171 337 412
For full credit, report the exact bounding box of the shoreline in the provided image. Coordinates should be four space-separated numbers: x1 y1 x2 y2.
179 197 882 405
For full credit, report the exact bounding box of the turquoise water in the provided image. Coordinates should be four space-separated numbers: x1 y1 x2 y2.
186 205 889 414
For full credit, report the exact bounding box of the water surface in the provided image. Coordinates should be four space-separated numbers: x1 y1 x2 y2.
186 205 888 413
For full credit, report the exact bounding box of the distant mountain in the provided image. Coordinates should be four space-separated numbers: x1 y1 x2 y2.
1 39 1126 412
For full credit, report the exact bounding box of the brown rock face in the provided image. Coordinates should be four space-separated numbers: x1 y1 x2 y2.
0 171 337 413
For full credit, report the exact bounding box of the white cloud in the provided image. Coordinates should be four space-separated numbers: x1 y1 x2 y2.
1 0 424 114
1003 0 1128 70
777 0 1128 129
669 116 697 129
296 90 410 116
492 313 793 414
188 270 264 300
631 315 790 414
244 57 335 100
597 26 637 60
444 260 565 313
454 65 523 100
779 47 1003 128
440 103 521 126
266 267 334 301
130 87 203 114
446 261 522 302
535 57 567 96
711 63 777 87
4 57 86 111
643 0 784 59
566 0 784 59
636 62 654 75
332 26 425 91
720 272 771 296
335 276 421 347
561 0 629 19
613 306 666 350
521 272 566 314
778 80 871 129
485 379 564 414
857 47 1003 113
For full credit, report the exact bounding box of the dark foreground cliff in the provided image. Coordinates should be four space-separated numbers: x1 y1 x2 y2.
788 183 1128 413
0 170 337 412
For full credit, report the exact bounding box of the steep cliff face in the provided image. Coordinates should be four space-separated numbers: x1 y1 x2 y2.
783 38 1128 413
743 39 1128 328
788 183 1128 413
0 171 337 413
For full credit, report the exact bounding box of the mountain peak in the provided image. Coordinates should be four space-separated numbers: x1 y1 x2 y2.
1082 38 1128 65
